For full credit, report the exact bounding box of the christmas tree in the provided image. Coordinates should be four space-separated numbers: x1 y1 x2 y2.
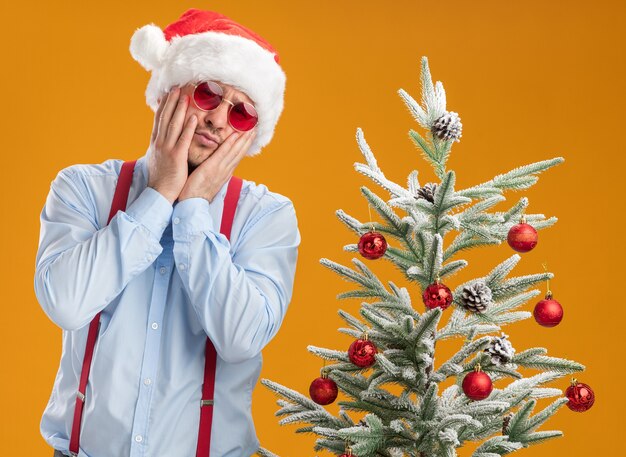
259 57 593 457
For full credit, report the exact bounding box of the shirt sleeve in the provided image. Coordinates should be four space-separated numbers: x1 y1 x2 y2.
34 167 173 330
172 196 301 364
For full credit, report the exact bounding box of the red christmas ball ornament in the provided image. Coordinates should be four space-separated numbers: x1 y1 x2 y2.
565 378 595 412
309 372 338 405
507 216 538 253
422 280 453 310
348 335 378 368
358 231 387 260
533 292 563 327
462 365 493 401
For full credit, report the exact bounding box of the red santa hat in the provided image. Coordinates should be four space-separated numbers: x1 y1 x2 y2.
129 8 286 157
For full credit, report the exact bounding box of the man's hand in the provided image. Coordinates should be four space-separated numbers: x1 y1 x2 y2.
178 128 256 203
147 86 197 204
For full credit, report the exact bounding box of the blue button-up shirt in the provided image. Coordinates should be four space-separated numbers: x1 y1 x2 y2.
34 150 300 457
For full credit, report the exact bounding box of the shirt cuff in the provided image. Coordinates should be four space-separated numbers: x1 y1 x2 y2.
125 186 173 240
172 197 215 242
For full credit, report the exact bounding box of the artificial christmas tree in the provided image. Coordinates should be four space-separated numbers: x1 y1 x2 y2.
259 57 590 457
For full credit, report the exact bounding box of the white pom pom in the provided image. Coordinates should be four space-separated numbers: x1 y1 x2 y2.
129 24 168 72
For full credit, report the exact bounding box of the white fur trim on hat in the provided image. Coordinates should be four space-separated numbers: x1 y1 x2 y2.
130 24 286 157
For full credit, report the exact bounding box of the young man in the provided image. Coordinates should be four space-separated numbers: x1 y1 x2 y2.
34 9 300 457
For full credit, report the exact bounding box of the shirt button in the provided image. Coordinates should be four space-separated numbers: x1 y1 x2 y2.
144 378 152 386
179 263 186 271
151 322 159 330
135 435 143 443
159 266 167 275
173 217 180 225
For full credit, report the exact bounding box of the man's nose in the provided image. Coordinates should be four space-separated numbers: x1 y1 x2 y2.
201 100 231 130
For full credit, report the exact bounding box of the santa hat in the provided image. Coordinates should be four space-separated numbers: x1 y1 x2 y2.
129 8 286 157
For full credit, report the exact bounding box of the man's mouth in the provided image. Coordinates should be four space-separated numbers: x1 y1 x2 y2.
194 131 219 147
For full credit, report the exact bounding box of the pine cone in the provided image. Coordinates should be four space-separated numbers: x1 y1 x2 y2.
432 111 462 142
485 333 516 366
502 413 513 435
460 280 493 313
416 182 438 203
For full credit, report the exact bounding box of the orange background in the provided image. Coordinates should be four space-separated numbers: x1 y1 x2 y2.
1 0 623 455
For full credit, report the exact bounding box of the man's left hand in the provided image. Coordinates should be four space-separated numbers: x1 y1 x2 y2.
178 129 256 203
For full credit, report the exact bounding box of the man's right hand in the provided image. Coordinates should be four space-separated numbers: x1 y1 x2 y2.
147 86 198 204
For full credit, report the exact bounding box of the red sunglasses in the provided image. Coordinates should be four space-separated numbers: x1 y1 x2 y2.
192 81 258 132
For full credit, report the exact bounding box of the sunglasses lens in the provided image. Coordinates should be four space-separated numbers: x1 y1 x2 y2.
193 81 223 110
229 102 258 131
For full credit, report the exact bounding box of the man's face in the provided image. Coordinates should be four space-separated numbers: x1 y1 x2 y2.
177 81 255 172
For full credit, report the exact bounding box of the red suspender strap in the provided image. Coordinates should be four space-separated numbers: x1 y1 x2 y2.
196 175 243 457
69 160 136 457
220 176 243 240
